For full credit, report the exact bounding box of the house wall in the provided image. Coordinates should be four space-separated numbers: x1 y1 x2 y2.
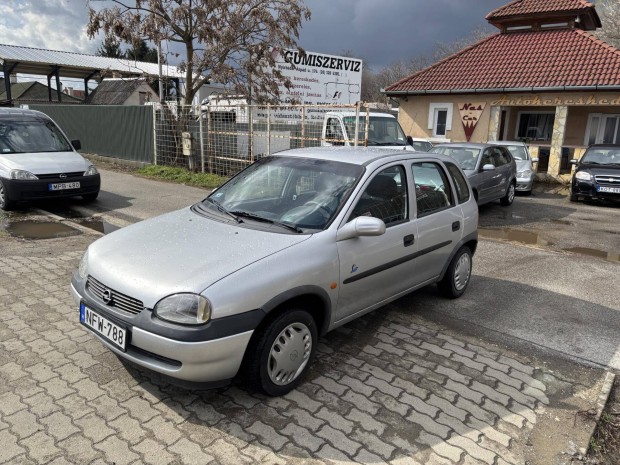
123 83 157 106
397 91 620 145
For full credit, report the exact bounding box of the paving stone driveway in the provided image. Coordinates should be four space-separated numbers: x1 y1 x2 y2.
0 231 608 465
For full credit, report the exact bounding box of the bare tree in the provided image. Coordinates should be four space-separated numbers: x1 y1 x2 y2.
593 0 620 49
87 0 311 105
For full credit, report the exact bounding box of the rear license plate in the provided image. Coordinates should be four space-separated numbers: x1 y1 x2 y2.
597 186 620 194
80 303 127 350
49 182 80 191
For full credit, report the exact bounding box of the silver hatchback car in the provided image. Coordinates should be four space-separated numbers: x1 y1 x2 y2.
71 147 478 396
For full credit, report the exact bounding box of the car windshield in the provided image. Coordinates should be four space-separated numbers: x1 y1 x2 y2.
430 146 481 170
199 156 363 232
580 148 620 165
343 116 407 146
502 145 529 160
0 118 72 154
411 141 433 152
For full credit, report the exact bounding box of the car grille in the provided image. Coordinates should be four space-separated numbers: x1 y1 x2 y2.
594 174 620 186
37 171 84 180
86 276 144 315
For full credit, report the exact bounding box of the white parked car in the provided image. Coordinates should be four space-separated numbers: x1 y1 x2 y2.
72 147 478 395
0 108 100 210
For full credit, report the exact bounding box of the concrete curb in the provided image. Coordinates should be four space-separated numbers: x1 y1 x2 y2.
579 371 616 456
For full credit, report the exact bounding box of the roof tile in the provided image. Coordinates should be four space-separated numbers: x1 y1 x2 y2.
385 29 620 94
486 0 593 19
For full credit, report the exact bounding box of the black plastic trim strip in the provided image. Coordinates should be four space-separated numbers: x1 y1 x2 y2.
343 240 452 285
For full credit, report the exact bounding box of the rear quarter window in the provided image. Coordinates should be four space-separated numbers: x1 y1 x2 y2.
445 162 471 204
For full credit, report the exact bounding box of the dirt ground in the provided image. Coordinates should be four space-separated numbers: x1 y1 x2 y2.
587 376 620 464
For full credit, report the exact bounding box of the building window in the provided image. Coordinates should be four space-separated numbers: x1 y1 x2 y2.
516 112 555 141
586 114 620 145
428 103 453 138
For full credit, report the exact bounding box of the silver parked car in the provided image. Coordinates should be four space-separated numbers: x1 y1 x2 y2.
0 108 100 210
492 141 538 195
430 143 517 206
71 147 478 396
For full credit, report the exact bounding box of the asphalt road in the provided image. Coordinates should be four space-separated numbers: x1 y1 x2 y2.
5 169 620 372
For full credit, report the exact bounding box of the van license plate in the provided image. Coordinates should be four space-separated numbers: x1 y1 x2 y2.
80 303 127 350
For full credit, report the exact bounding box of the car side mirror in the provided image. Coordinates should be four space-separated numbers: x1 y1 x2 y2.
406 135 414 146
569 159 578 165
71 139 82 151
481 164 495 171
531 157 539 163
337 216 386 242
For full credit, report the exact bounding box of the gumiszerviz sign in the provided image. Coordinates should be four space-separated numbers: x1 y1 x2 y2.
459 102 486 141
273 49 362 107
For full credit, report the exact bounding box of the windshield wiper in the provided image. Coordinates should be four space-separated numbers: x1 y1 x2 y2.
231 211 303 233
204 198 242 223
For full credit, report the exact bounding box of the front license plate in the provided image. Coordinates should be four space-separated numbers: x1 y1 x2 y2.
80 303 127 351
49 182 80 191
597 186 620 194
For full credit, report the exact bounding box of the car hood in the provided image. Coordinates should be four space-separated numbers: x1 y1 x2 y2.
515 160 531 171
577 163 620 175
87 208 311 308
0 151 89 174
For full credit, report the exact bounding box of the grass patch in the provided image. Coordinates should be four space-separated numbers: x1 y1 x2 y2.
136 165 228 190
588 377 620 465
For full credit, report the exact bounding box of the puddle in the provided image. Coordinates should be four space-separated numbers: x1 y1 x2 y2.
563 247 620 263
479 228 554 247
4 220 82 240
72 217 120 234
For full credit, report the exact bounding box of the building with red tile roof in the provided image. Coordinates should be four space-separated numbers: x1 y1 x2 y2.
384 0 620 179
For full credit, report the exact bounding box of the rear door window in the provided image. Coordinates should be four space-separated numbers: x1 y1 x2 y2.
445 162 470 204
411 162 454 217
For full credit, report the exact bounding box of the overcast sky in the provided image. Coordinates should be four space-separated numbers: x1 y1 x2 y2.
0 0 508 81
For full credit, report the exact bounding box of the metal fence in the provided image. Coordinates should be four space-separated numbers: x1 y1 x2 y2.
154 103 377 176
30 104 154 163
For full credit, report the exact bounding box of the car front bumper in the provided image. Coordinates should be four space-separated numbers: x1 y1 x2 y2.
70 280 255 385
3 174 100 201
516 175 534 192
572 180 620 200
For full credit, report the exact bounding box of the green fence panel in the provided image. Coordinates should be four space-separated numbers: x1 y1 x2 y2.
29 105 154 163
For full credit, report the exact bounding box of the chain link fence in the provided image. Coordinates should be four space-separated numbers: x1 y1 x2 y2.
154 102 379 176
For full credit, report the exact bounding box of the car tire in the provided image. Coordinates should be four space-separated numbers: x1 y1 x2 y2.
0 180 14 211
438 246 472 299
82 192 99 202
569 192 578 202
246 309 317 396
500 182 516 206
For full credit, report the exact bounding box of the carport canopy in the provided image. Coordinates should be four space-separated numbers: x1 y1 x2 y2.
0 43 184 103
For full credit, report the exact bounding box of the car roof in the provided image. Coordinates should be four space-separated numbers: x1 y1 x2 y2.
0 107 50 120
274 146 454 167
432 142 495 149
491 140 527 146
325 111 396 118
587 144 620 149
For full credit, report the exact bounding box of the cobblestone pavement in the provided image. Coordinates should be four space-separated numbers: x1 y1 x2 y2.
0 230 608 465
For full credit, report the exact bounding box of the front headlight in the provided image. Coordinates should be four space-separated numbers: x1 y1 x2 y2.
575 171 592 181
517 170 533 178
10 169 38 180
83 165 99 176
78 251 88 279
154 293 211 325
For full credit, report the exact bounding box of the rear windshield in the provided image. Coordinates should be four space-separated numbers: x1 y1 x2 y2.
0 118 72 154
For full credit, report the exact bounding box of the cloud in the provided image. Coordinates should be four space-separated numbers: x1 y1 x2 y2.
0 0 95 53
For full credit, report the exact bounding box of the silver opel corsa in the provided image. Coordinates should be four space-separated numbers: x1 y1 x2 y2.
71 147 478 396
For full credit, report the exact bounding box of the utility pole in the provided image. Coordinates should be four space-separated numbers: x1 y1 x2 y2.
157 40 164 102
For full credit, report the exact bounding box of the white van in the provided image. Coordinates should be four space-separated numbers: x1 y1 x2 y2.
322 112 432 151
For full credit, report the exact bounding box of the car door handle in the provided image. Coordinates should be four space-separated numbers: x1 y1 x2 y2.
403 234 415 247
452 221 460 232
